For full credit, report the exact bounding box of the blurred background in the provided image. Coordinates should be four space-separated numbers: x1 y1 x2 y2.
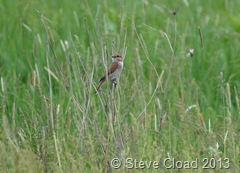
0 0 240 172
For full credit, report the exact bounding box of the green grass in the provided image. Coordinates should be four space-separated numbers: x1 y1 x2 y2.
1 0 240 172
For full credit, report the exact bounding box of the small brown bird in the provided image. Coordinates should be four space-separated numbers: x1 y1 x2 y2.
96 54 124 92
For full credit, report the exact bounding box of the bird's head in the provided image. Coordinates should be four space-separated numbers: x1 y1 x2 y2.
112 54 123 62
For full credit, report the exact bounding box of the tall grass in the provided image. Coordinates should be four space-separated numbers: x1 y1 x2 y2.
1 0 240 172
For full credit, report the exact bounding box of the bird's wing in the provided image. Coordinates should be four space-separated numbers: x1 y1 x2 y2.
99 62 118 82
107 62 118 75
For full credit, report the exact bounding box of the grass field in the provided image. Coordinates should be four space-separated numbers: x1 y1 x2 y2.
1 0 240 172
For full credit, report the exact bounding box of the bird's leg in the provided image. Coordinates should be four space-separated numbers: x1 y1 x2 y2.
112 79 117 88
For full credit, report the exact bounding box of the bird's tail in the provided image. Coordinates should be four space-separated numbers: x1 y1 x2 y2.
96 78 105 93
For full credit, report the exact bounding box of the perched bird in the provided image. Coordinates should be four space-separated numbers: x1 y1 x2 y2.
96 54 124 92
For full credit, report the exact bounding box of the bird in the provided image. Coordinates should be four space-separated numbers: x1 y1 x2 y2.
96 54 124 92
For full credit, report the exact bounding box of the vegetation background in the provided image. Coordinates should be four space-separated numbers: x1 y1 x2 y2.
1 0 240 172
